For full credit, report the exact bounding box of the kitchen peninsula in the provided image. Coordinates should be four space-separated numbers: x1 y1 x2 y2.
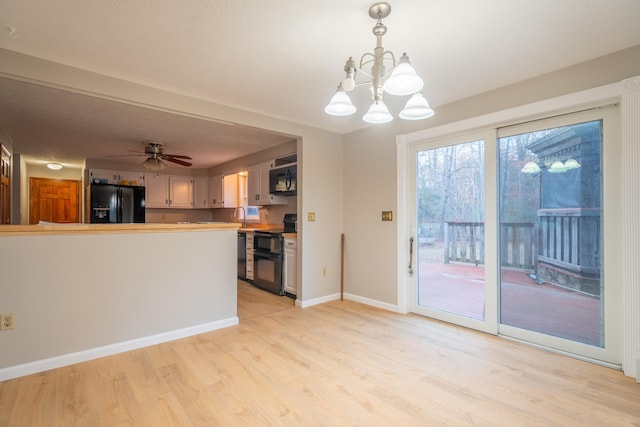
0 222 239 381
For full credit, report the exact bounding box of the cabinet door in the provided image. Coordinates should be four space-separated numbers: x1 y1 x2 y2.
117 172 145 187
258 160 272 204
284 238 297 295
223 174 239 208
89 169 119 184
169 176 193 208
193 177 208 208
208 175 224 208
145 174 170 207
246 165 260 205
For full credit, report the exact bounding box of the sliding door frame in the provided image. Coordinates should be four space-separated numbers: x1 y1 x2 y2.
405 129 498 334
397 82 628 369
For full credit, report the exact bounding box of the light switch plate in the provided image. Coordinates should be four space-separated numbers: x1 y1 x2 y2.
382 211 393 221
308 212 316 222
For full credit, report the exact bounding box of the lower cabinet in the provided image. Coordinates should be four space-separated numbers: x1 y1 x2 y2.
283 236 297 296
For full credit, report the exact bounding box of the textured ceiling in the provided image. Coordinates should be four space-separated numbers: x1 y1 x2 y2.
0 0 639 168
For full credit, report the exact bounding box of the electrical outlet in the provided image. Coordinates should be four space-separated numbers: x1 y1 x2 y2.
382 211 393 221
308 212 316 222
1 313 15 331
322 267 327 277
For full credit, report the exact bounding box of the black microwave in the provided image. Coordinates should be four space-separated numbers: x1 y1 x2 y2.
269 165 297 196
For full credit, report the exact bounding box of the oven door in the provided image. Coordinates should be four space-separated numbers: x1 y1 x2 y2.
253 251 283 295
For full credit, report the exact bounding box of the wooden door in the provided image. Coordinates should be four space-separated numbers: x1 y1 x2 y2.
29 178 80 224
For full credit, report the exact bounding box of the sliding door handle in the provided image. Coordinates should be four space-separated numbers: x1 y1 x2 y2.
408 236 414 276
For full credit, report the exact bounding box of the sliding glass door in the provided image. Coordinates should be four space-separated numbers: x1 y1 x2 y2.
407 108 621 364
409 131 498 333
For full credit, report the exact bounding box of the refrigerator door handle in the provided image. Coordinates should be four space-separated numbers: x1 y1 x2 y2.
117 188 122 223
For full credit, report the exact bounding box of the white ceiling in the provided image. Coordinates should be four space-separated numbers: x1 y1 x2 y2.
0 0 639 169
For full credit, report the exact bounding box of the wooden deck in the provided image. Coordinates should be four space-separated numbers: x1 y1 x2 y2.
418 260 601 345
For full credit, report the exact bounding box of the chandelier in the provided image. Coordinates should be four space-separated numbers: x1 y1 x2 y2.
324 2 434 124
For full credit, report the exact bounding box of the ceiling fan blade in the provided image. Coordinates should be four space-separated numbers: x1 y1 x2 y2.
105 154 147 157
163 154 192 160
164 157 192 167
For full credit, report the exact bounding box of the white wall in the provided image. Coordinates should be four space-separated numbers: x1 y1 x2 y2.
343 125 399 306
0 227 238 380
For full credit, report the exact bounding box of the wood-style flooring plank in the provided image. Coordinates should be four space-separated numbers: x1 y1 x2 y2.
1 282 640 426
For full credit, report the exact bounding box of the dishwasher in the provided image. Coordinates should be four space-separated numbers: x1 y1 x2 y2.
237 231 246 278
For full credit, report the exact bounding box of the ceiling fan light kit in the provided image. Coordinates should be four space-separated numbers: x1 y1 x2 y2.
325 2 434 123
142 157 166 171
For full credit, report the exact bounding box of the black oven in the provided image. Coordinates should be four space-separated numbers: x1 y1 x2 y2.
253 231 284 295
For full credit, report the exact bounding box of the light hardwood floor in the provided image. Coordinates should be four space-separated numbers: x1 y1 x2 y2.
1 280 639 426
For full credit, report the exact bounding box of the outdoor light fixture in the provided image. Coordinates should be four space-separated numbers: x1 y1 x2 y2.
324 2 434 124
520 161 541 174
520 158 581 174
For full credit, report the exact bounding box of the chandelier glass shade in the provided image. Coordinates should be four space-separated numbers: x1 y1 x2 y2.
324 2 434 123
324 83 357 116
383 53 424 96
363 100 393 124
398 93 434 120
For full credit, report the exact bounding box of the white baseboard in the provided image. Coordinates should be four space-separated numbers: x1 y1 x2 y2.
343 293 401 313
297 293 341 308
0 317 239 382
296 292 400 313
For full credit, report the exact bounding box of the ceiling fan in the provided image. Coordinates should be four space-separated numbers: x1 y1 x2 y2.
107 142 192 171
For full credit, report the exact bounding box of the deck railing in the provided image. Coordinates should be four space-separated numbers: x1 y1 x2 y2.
444 211 599 276
444 221 536 270
537 208 600 276
443 222 485 265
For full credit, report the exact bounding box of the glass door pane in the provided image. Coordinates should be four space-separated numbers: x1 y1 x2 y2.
416 140 486 320
498 120 604 347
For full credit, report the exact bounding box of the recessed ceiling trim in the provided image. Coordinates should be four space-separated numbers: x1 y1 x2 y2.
0 72 236 128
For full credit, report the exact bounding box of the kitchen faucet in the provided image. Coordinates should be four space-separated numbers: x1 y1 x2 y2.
235 206 247 228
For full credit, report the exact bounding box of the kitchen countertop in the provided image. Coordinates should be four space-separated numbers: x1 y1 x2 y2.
283 233 297 239
0 222 240 236
238 224 286 232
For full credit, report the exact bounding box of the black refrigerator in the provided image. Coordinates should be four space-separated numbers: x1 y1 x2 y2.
89 184 146 223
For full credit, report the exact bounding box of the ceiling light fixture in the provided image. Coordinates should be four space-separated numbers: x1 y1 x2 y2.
324 2 434 124
46 162 63 170
142 157 166 171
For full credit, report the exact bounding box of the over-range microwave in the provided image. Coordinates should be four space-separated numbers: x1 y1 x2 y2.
269 164 297 196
